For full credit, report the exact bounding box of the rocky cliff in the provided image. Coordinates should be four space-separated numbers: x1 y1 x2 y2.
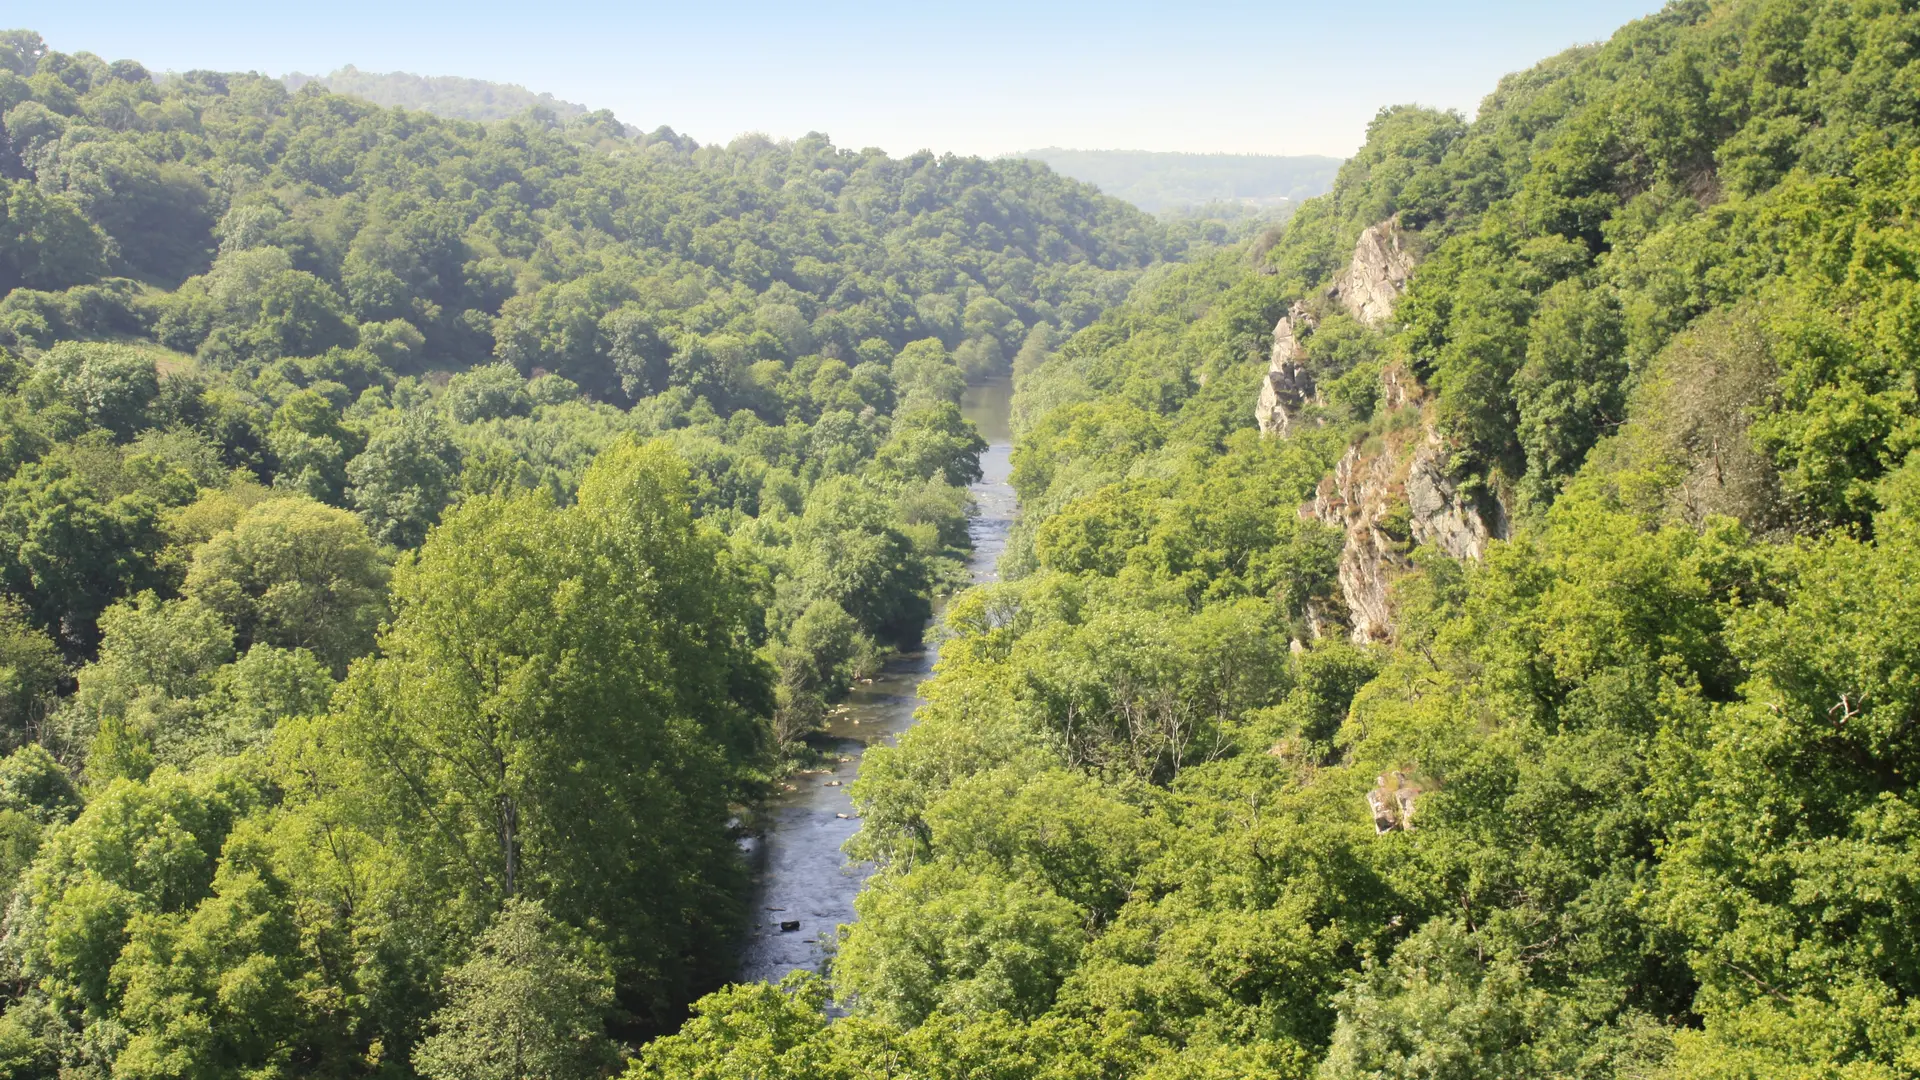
1329 220 1415 327
1305 434 1411 643
1301 412 1510 643
1264 219 1507 644
1404 426 1507 561
1255 301 1318 436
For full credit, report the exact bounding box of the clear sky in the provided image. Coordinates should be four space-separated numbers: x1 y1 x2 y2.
25 1 1667 158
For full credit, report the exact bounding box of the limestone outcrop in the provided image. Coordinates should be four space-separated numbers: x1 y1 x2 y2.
1379 360 1418 413
1329 220 1415 327
1306 440 1407 643
1367 770 1421 833
1302 416 1509 644
1260 214 1507 644
1255 301 1318 436
1256 218 1415 434
1406 428 1507 562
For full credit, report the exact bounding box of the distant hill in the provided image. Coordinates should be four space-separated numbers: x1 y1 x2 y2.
1011 148 1343 213
282 66 593 123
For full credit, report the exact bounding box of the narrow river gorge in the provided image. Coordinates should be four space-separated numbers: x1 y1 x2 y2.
736 377 1016 985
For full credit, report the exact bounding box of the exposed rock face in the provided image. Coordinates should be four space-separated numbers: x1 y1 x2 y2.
1306 439 1409 643
1255 301 1319 435
1406 427 1507 562
1379 360 1420 413
1330 221 1415 327
1303 419 1509 644
1260 215 1507 644
1258 218 1414 435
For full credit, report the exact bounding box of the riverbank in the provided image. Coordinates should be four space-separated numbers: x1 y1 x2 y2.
735 377 1015 985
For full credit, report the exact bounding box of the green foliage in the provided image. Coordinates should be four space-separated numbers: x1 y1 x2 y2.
0 179 105 294
347 407 462 547
320 439 771 1024
14 3 1920 1074
1512 277 1627 505
9 766 270 1064
180 496 388 673
835 864 1086 1026
444 362 530 424
413 899 618 1080
266 389 364 503
0 744 77 823
630 973 842 1080
23 341 158 439
1651 519 1920 1076
770 598 858 746
874 402 985 488
0 448 167 647
0 595 60 743
788 476 930 649
655 5 1920 1076
61 590 233 778
108 828 313 1080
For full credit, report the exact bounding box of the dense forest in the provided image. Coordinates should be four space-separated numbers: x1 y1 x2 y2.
1 0 1919 1077
0 25 1207 1076
638 1 1920 1078
1014 148 1342 213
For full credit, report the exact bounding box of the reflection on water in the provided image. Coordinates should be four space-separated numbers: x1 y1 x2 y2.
734 377 1014 985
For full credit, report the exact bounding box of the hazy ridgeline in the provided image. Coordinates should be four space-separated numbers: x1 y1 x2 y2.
282 66 593 125
1013 147 1343 212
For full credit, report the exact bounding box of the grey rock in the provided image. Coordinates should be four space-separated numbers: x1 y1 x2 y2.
1256 301 1319 436
1380 360 1419 413
1303 424 1509 645
1367 770 1421 833
1330 221 1415 327
1306 441 1406 643
1406 428 1507 562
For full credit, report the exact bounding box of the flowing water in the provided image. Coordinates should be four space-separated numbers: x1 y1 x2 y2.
735 376 1015 985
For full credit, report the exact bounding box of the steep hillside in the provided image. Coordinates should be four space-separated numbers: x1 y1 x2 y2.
646 2 1920 1077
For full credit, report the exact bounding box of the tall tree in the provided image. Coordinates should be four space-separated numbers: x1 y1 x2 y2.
325 439 770 1022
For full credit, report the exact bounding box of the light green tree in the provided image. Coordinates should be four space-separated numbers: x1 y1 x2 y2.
326 439 770 1020
266 390 365 505
834 864 1086 1027
413 899 617 1080
182 497 389 674
0 595 62 745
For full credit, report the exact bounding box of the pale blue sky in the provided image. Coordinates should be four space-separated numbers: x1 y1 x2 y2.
29 1 1667 157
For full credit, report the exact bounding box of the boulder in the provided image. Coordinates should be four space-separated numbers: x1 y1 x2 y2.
1367 770 1421 833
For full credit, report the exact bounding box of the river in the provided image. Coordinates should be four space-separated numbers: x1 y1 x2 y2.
735 376 1015 985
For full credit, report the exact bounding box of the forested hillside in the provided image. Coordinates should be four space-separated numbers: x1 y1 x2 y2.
0 26 1199 1075
6 1 1920 1076
642 2 1920 1078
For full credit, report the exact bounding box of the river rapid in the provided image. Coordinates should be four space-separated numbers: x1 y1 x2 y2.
735 376 1015 985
